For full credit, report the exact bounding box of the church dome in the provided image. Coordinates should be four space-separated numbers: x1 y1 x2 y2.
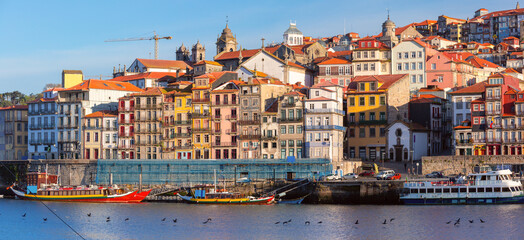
284 23 303 35
383 18 395 27
219 24 234 39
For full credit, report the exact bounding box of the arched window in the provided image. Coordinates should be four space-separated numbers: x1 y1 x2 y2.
229 48 233 52
199 53 203 61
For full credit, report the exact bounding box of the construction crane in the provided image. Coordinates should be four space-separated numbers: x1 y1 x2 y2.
105 31 172 60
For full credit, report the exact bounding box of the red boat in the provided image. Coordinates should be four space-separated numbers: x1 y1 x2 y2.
9 172 151 203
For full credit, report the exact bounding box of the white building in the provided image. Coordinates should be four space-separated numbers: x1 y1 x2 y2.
57 79 143 159
304 81 345 162
448 82 486 126
236 50 313 86
28 88 62 159
283 22 303 46
386 121 429 162
391 39 437 94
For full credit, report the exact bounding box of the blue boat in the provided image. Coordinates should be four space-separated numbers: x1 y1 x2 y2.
401 170 524 205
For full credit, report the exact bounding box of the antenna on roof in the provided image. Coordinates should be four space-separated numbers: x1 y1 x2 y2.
387 8 390 19
226 16 229 27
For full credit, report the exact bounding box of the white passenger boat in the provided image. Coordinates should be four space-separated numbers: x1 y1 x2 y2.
401 170 524 204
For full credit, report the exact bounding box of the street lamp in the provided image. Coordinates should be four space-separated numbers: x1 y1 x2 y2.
410 149 414 176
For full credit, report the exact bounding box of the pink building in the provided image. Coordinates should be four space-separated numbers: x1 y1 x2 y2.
210 82 240 159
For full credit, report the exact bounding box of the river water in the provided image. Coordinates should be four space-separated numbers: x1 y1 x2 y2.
1 199 523 240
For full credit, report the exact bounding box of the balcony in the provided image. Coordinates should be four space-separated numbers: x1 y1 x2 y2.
212 115 222 120
486 138 501 143
119 144 135 150
43 124 55 129
503 124 516 130
212 129 222 134
485 109 501 115
58 138 79 143
503 138 520 143
135 104 162 110
225 115 238 121
212 100 237 106
456 139 473 146
192 98 210 103
29 124 42 130
281 102 297 108
30 139 42 145
486 95 501 101
174 145 193 150
517 111 524 117
192 112 210 118
279 117 303 123
118 132 134 138
305 108 345 115
59 124 77 129
226 129 238 135
473 139 486 144
118 106 134 112
350 120 387 125
135 128 161 134
193 128 210 133
174 120 191 125
119 119 134 124
104 127 118 131
43 139 55 145
135 117 160 122
305 125 346 131
173 132 192 138
239 119 260 125
212 142 238 147
261 135 278 140
239 134 261 140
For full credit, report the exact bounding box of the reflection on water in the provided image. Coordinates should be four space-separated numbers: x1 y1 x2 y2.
1 199 523 240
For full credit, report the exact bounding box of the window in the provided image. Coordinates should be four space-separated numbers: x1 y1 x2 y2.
326 67 331 75
356 64 361 71
359 97 365 106
369 82 376 91
359 83 365 91
359 128 366 138
349 128 355 137
431 63 436 70
370 63 375 71
359 113 366 121
411 62 416 70
288 140 294 147
297 126 302 134
397 63 402 71
370 112 376 121
418 62 423 70
369 128 376 137
418 51 422 58
288 126 294 134
411 75 416 83
281 126 286 134
418 75 423 83
380 128 386 137
369 96 375 106
349 97 355 106
379 112 386 121
398 53 402 59
404 52 409 59
379 96 386 105
411 52 416 58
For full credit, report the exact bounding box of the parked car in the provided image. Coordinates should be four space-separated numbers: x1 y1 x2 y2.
386 173 401 180
359 171 375 177
342 173 358 180
236 177 251 183
323 174 341 181
425 171 444 178
376 170 395 180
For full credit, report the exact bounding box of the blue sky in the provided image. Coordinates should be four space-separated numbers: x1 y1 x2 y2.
0 0 520 94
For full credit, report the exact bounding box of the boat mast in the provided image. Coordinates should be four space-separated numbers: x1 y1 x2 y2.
214 169 217 193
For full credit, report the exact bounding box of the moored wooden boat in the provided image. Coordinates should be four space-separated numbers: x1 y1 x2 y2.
10 186 151 203
177 192 274 204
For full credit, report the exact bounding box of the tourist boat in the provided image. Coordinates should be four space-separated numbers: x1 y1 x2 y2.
177 191 274 204
9 172 151 203
401 169 524 205
10 185 151 203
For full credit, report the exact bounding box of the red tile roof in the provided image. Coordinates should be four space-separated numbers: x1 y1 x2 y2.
350 74 408 90
132 87 168 96
317 58 350 65
66 79 143 92
468 56 501 68
84 110 117 118
137 59 192 70
194 60 223 66
110 72 182 82
416 20 437 26
214 46 280 61
287 61 305 69
43 87 65 93
306 96 335 101
312 80 338 88
449 82 487 95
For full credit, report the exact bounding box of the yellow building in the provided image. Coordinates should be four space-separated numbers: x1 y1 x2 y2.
163 90 193 159
346 74 410 160
192 74 212 159
61 70 83 89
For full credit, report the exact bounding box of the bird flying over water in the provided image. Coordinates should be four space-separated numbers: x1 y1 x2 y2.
162 218 166 221
446 221 452 224
275 221 280 224
383 219 387 224
317 221 323 224
87 213 91 217
355 220 359 224
106 219 110 222
22 213 26 217
43 218 47 222
480 218 485 223
125 218 129 221
173 219 177 223
469 220 474 223
305 221 310 225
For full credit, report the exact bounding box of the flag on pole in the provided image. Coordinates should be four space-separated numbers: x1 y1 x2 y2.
490 117 494 128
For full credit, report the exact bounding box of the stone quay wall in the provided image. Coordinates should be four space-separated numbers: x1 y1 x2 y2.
422 155 524 175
